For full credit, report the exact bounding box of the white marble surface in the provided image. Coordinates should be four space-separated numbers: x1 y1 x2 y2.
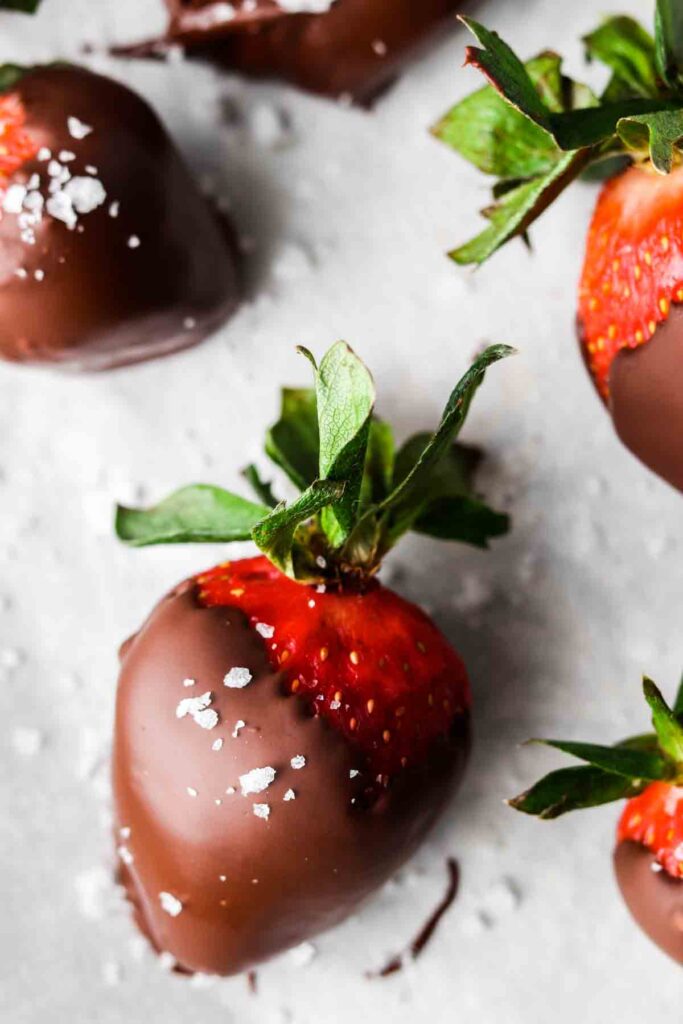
1 1 681 1022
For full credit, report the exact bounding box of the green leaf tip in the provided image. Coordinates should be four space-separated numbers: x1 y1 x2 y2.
438 5 683 265
510 673 683 820
116 340 512 583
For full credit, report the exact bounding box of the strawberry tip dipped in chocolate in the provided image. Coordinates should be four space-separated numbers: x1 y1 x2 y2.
118 0 463 106
113 340 513 976
0 63 240 369
433 1 683 493
511 676 683 964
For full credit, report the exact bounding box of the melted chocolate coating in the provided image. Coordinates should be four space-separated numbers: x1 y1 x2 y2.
160 0 461 104
609 306 683 492
0 66 240 370
614 841 683 964
113 581 469 975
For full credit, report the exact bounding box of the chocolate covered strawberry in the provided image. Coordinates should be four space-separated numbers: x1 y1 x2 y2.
0 63 240 369
113 340 511 975
434 2 683 491
121 0 463 106
511 676 683 963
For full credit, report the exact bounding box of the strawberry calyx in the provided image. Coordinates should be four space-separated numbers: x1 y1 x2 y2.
433 2 683 267
510 675 683 879
116 341 512 586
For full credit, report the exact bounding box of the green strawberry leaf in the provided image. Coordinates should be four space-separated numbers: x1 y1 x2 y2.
252 479 345 578
655 0 683 93
529 738 670 781
433 52 565 180
450 151 585 265
617 108 683 172
242 464 279 508
413 495 509 548
360 418 395 508
0 63 31 90
673 672 683 718
312 341 375 547
0 0 41 10
265 388 319 491
116 485 270 546
643 677 683 763
380 345 513 540
509 765 644 819
583 17 658 99
616 732 661 752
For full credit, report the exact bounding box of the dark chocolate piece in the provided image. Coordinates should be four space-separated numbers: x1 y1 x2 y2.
609 305 683 493
614 840 683 964
124 1 462 105
0 66 240 370
113 582 469 976
368 856 460 978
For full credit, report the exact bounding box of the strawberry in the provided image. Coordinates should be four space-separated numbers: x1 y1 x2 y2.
196 554 469 780
511 676 683 962
113 340 511 974
433 4 683 489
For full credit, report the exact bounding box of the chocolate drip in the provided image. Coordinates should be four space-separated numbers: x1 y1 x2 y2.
614 840 683 964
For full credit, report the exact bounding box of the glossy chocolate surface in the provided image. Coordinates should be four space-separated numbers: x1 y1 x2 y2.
113 581 469 975
160 1 461 104
609 306 683 493
0 66 240 370
614 840 683 964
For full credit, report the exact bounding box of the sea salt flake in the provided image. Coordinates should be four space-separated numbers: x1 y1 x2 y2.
37 147 51 161
283 789 296 801
226 786 236 795
68 115 93 139
240 765 276 796
212 738 224 751
193 707 219 730
255 622 274 639
290 755 306 770
349 769 360 778
3 184 26 214
59 150 76 162
186 786 198 798
176 691 213 720
159 891 183 917
330 700 341 710
34 269 44 282
127 235 141 249
119 826 131 839
109 201 120 218
46 191 76 230
252 803 270 820
64 176 106 214
232 719 246 738
117 845 134 866
183 677 195 688
224 666 252 688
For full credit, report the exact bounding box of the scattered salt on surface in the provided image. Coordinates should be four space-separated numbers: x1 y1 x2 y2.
159 892 183 917
240 766 276 796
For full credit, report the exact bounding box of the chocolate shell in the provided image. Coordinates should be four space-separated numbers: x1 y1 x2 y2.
614 841 683 964
113 581 469 975
143 1 462 105
0 66 240 370
608 305 683 493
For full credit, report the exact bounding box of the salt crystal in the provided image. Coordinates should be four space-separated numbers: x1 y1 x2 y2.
108 201 120 218
212 738 224 752
64 176 107 215
3 184 26 214
37 147 51 161
240 765 276 796
224 666 252 688
290 755 306 770
232 720 246 738
68 115 93 139
117 845 134 866
252 803 270 820
127 235 141 249
59 150 76 162
186 787 198 798
255 622 274 639
159 892 183 917
283 789 296 801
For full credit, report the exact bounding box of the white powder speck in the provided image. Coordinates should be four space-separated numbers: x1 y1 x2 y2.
212 738 224 751
14 268 27 279
308 599 315 608
288 941 316 966
117 845 134 866
224 666 252 688
283 789 296 801
119 826 131 839
214 798 222 806
159 892 183 917
240 766 276 796
186 787 198 798
330 700 341 710
252 803 270 820
651 861 664 873
290 755 306 770
59 150 76 162
127 235 141 249
232 720 246 738
183 677 195 688
255 622 274 639
349 769 360 778
372 39 388 56
11 726 43 757
183 317 196 329
108 201 120 218
37 146 51 161
85 165 98 175
68 115 93 140
226 786 236 795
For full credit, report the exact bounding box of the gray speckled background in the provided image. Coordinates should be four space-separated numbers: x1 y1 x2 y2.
1 1 680 1021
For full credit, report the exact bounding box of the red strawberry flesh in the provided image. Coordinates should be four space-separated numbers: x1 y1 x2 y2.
196 555 470 779
617 781 683 880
